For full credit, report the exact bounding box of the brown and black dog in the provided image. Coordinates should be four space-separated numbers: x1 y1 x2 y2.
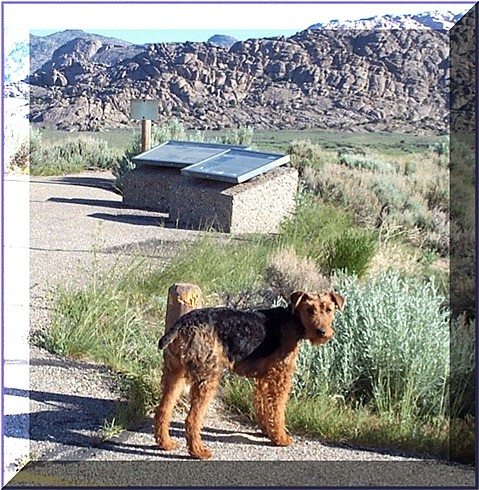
155 290 344 459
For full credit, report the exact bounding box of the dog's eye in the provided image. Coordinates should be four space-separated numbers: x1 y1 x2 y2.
308 307 315 314
326 307 332 314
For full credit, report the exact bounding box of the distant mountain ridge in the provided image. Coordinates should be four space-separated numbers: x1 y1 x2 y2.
30 29 138 73
5 9 468 133
207 34 238 49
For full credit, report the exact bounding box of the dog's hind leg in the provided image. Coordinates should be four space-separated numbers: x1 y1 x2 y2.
155 359 186 451
185 374 220 459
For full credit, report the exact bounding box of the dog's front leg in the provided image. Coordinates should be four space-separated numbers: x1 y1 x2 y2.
253 376 270 435
255 353 297 446
265 365 294 446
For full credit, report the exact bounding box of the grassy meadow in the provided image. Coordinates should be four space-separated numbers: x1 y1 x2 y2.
26 123 475 463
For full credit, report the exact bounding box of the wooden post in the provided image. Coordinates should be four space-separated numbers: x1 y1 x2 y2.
164 283 204 332
141 118 152 153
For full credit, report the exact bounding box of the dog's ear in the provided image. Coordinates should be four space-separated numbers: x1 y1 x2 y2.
328 292 345 311
290 291 307 312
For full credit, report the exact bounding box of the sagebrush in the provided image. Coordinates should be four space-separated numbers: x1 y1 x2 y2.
293 270 451 420
29 130 119 176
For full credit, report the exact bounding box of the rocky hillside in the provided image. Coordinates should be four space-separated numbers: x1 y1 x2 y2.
28 26 449 133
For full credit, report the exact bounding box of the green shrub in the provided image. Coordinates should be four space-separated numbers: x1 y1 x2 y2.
112 134 141 193
30 134 119 176
217 125 254 146
278 196 378 276
151 118 187 143
293 270 450 420
322 229 378 278
279 196 352 261
430 138 449 167
339 151 394 173
288 139 331 174
371 179 409 210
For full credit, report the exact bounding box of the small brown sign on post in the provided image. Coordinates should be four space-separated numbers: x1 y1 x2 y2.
130 99 158 153
164 283 204 333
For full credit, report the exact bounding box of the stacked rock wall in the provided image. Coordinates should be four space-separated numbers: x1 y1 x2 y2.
122 165 183 213
122 166 298 234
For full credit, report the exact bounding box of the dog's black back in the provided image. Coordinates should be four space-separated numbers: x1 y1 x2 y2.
159 306 298 365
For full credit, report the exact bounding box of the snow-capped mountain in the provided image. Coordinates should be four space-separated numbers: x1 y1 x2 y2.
309 10 466 30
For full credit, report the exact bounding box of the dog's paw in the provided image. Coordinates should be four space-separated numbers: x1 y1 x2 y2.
189 445 213 460
271 432 293 446
156 437 178 451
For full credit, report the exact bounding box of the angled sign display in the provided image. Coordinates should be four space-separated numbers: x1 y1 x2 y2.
132 140 249 168
181 149 290 184
132 140 289 184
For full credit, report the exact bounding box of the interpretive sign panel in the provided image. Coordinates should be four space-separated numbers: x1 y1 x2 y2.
181 149 290 183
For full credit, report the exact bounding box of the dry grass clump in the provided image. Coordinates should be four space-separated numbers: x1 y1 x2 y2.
309 164 385 228
368 241 422 277
264 248 332 299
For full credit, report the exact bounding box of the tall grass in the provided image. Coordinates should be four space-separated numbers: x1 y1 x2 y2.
279 195 378 277
135 236 273 303
35 257 164 424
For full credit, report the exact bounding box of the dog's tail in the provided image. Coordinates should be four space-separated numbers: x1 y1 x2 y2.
158 324 180 350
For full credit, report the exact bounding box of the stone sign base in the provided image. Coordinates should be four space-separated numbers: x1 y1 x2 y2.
123 166 182 213
122 165 298 234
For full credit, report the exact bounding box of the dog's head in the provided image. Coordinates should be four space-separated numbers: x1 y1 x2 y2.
290 290 344 345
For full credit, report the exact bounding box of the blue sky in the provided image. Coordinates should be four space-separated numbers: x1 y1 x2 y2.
22 2 474 45
30 29 302 44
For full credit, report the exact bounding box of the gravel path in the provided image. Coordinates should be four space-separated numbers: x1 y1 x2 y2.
4 171 475 487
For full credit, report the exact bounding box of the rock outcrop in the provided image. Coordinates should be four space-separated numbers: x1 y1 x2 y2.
26 27 451 133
